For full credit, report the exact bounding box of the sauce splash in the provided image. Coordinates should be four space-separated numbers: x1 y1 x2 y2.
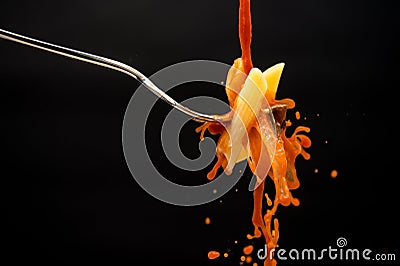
199 1 311 265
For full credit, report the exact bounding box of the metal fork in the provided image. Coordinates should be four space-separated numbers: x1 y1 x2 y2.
0 28 233 123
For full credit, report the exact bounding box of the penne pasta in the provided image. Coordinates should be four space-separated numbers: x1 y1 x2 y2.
224 68 268 174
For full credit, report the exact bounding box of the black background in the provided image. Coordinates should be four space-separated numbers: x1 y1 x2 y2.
1 1 398 265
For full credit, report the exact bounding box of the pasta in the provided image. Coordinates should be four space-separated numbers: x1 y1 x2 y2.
197 1 311 265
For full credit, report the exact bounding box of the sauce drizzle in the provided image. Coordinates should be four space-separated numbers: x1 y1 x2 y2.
239 0 253 75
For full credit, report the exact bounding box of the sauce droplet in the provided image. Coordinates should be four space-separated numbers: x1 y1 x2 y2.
265 193 272 206
205 217 211 225
331 169 338 178
243 245 254 255
295 111 300 120
246 256 253 263
208 251 220 260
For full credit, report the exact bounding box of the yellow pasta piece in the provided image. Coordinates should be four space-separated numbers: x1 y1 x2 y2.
224 68 268 173
233 63 285 165
262 63 285 103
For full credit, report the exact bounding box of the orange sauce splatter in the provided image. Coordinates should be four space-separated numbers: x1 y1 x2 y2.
246 256 253 263
265 193 272 206
199 1 312 265
224 252 229 258
205 217 211 225
208 251 220 260
331 169 338 178
295 111 300 120
243 245 254 255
